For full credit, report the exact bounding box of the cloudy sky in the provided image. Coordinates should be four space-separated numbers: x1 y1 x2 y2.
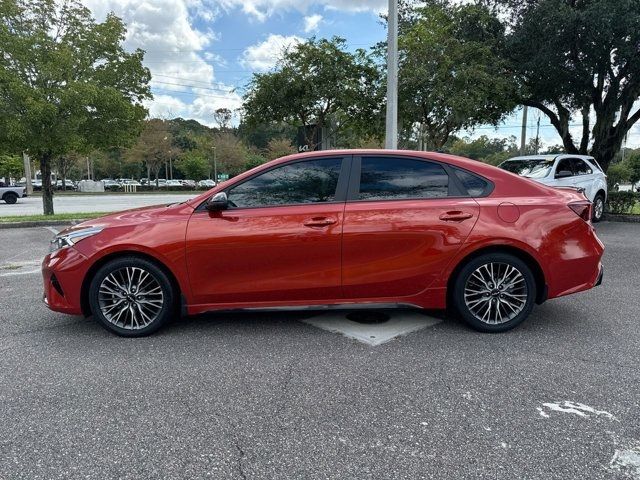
81 0 640 150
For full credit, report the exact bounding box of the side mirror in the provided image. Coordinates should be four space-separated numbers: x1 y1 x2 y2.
206 192 228 212
555 170 573 179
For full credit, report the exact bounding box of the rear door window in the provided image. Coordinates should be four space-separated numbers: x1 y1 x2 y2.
571 159 593 175
358 157 450 201
555 159 574 177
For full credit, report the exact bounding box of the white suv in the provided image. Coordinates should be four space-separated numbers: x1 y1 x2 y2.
498 154 608 221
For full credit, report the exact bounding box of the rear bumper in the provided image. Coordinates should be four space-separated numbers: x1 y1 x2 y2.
595 264 604 287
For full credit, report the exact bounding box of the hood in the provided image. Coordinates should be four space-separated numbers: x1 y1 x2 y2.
58 203 188 236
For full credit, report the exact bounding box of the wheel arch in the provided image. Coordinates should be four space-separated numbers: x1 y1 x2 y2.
446 244 547 308
80 250 183 317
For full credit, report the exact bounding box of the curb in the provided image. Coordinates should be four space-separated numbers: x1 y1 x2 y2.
603 213 640 223
0 219 88 229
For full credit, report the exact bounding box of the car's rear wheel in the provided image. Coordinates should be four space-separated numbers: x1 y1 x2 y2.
89 256 176 337
3 192 18 204
592 192 605 222
452 253 536 332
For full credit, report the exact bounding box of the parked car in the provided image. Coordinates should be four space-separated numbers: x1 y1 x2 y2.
164 179 183 188
180 179 196 188
56 179 77 191
498 154 608 222
197 179 216 188
101 179 121 191
122 180 141 187
1 185 27 204
43 150 604 337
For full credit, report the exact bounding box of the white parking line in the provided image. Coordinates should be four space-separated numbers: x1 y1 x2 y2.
43 226 59 235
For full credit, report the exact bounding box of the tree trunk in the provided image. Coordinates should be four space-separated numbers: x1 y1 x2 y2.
40 152 54 215
590 133 624 173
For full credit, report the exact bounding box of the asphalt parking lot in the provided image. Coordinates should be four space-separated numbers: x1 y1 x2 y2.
0 222 639 479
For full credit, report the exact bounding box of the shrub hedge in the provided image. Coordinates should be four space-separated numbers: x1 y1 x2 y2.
607 191 639 214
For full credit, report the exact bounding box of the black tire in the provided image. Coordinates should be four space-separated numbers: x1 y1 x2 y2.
3 192 18 204
592 192 605 223
452 253 537 333
88 256 177 337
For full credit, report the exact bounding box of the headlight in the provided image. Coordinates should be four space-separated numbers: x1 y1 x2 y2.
50 227 103 253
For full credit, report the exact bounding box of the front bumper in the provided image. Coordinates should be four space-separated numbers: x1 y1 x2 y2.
42 247 89 315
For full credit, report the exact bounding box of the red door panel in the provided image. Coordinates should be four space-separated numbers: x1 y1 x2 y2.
185 204 344 306
342 199 479 298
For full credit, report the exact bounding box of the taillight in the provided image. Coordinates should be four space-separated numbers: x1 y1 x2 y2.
568 201 592 222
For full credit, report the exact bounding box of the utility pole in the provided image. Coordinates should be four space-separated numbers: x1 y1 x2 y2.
535 115 541 154
520 105 528 155
22 152 32 195
212 146 218 183
385 0 398 150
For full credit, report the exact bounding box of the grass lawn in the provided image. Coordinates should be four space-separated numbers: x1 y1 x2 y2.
0 212 104 223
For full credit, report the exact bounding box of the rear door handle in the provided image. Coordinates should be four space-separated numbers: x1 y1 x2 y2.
439 211 474 222
303 216 337 228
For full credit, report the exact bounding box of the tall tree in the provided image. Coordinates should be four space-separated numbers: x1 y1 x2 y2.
502 0 640 170
243 37 382 150
0 0 151 214
124 119 174 186
397 3 518 149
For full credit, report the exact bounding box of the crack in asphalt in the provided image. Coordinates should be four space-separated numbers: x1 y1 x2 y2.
233 440 247 480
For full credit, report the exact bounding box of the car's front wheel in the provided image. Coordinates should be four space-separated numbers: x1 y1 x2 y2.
452 253 537 332
592 192 605 222
89 256 176 336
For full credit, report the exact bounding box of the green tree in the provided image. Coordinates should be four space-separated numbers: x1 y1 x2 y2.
213 132 250 177
627 152 640 187
0 154 23 184
449 135 516 161
264 138 296 160
243 37 382 150
398 3 517 149
0 0 151 214
177 151 208 180
502 0 640 170
124 119 175 186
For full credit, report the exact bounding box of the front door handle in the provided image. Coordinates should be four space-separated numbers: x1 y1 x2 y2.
303 216 337 228
439 211 474 222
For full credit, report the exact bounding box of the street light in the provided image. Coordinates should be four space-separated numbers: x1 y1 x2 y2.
385 0 398 150
213 147 218 183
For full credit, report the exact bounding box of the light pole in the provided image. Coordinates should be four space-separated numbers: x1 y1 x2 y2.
385 0 398 150
212 146 218 183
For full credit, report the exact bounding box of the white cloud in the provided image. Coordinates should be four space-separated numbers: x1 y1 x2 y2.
303 14 323 33
81 0 240 126
240 34 303 72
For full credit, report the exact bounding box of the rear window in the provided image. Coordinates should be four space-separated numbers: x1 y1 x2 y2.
452 168 491 197
499 158 554 179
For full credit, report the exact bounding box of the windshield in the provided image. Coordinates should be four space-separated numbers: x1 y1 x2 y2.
499 159 554 179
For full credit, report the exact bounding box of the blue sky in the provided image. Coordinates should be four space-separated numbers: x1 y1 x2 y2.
81 0 640 149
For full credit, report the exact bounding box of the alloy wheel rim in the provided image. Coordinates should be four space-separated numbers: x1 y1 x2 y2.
594 198 604 219
464 262 527 325
98 266 164 330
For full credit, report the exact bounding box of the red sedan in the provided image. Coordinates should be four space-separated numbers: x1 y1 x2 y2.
42 150 604 336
